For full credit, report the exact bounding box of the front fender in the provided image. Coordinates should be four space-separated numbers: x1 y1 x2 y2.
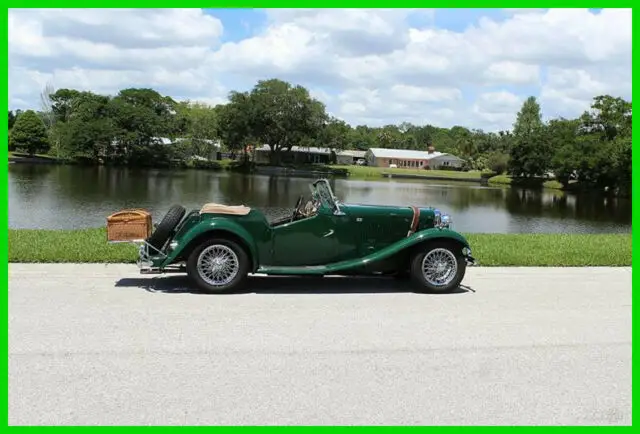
409 227 471 250
320 228 473 274
361 227 471 264
159 218 259 269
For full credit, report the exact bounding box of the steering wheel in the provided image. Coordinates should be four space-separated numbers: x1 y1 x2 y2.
291 195 305 222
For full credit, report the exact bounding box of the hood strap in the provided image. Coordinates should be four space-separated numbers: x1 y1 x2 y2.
407 205 420 237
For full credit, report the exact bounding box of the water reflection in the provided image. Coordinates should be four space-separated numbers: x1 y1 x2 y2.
8 164 631 234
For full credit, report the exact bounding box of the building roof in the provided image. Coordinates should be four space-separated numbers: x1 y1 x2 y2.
255 144 333 154
339 150 366 158
367 147 451 161
151 137 221 147
255 145 366 157
429 153 465 162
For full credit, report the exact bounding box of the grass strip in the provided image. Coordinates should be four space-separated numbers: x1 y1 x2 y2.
9 228 138 264
464 233 630 266
8 228 631 267
328 165 489 180
488 174 564 190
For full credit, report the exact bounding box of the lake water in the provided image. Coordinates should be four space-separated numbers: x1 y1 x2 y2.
8 164 632 234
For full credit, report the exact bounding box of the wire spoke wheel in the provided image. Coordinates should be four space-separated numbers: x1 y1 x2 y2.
421 247 458 287
196 244 240 287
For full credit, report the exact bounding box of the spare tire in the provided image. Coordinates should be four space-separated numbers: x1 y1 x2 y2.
146 204 186 251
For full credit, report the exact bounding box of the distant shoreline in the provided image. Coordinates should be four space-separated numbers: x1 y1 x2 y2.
9 157 629 197
9 153 62 165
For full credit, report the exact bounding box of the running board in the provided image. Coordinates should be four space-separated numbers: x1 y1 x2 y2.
257 265 327 276
138 263 186 274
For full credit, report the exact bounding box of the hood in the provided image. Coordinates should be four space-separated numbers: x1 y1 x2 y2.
341 203 441 230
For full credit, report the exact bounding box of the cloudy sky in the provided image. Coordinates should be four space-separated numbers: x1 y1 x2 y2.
8 8 631 132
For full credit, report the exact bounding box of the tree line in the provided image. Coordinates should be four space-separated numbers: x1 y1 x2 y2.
8 78 631 194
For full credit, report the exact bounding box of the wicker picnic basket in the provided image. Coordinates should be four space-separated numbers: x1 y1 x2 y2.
106 208 153 242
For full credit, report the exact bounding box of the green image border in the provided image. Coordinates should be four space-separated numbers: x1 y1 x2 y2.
3 3 636 428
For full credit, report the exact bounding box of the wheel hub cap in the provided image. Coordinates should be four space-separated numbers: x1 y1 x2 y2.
421 248 458 287
197 245 240 286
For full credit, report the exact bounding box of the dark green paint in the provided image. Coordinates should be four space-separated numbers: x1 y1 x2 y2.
257 228 470 275
150 179 473 275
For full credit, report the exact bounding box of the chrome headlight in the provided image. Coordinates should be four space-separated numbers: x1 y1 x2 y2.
433 209 441 226
441 214 452 228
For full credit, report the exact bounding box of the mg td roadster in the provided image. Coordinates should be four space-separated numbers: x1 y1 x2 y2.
108 179 476 293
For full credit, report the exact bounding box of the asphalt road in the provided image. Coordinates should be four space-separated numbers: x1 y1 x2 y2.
9 264 632 426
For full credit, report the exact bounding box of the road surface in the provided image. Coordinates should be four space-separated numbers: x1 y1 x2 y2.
9 264 632 426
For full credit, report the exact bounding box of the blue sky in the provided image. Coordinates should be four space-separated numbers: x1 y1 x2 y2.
8 8 630 131
206 8 266 42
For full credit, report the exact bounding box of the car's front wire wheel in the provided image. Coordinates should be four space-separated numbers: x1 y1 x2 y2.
187 238 249 293
410 241 466 293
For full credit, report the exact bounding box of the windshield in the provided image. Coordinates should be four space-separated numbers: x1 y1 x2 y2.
311 179 340 212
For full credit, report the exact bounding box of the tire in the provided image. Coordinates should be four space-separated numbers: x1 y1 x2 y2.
409 241 466 293
186 238 250 293
146 204 186 251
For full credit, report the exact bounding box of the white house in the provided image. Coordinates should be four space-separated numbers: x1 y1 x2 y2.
426 153 467 169
336 149 366 165
365 147 465 169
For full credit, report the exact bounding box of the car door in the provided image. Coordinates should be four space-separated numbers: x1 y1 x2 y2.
270 208 340 266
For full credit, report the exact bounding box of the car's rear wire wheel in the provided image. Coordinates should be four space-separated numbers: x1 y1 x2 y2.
197 244 240 286
187 238 250 293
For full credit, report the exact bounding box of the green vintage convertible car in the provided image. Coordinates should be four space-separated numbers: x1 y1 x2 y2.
129 179 476 293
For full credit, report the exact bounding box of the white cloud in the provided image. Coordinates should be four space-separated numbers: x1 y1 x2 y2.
8 8 631 132
470 8 630 68
472 91 523 129
9 8 227 104
502 8 548 15
335 85 461 127
10 8 223 51
389 85 462 103
483 61 540 85
540 66 631 119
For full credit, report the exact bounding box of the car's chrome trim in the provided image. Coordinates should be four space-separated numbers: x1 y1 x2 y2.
433 209 442 226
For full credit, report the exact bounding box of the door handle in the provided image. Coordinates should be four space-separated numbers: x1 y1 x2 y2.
323 229 334 237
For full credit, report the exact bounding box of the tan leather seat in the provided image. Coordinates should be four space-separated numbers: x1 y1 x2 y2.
199 203 251 216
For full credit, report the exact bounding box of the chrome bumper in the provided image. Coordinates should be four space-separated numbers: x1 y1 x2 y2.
136 241 167 273
462 247 477 266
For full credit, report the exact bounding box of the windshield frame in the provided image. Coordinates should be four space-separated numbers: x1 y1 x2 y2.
311 179 344 215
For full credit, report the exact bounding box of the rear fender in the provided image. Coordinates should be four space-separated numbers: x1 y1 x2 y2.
159 219 259 270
